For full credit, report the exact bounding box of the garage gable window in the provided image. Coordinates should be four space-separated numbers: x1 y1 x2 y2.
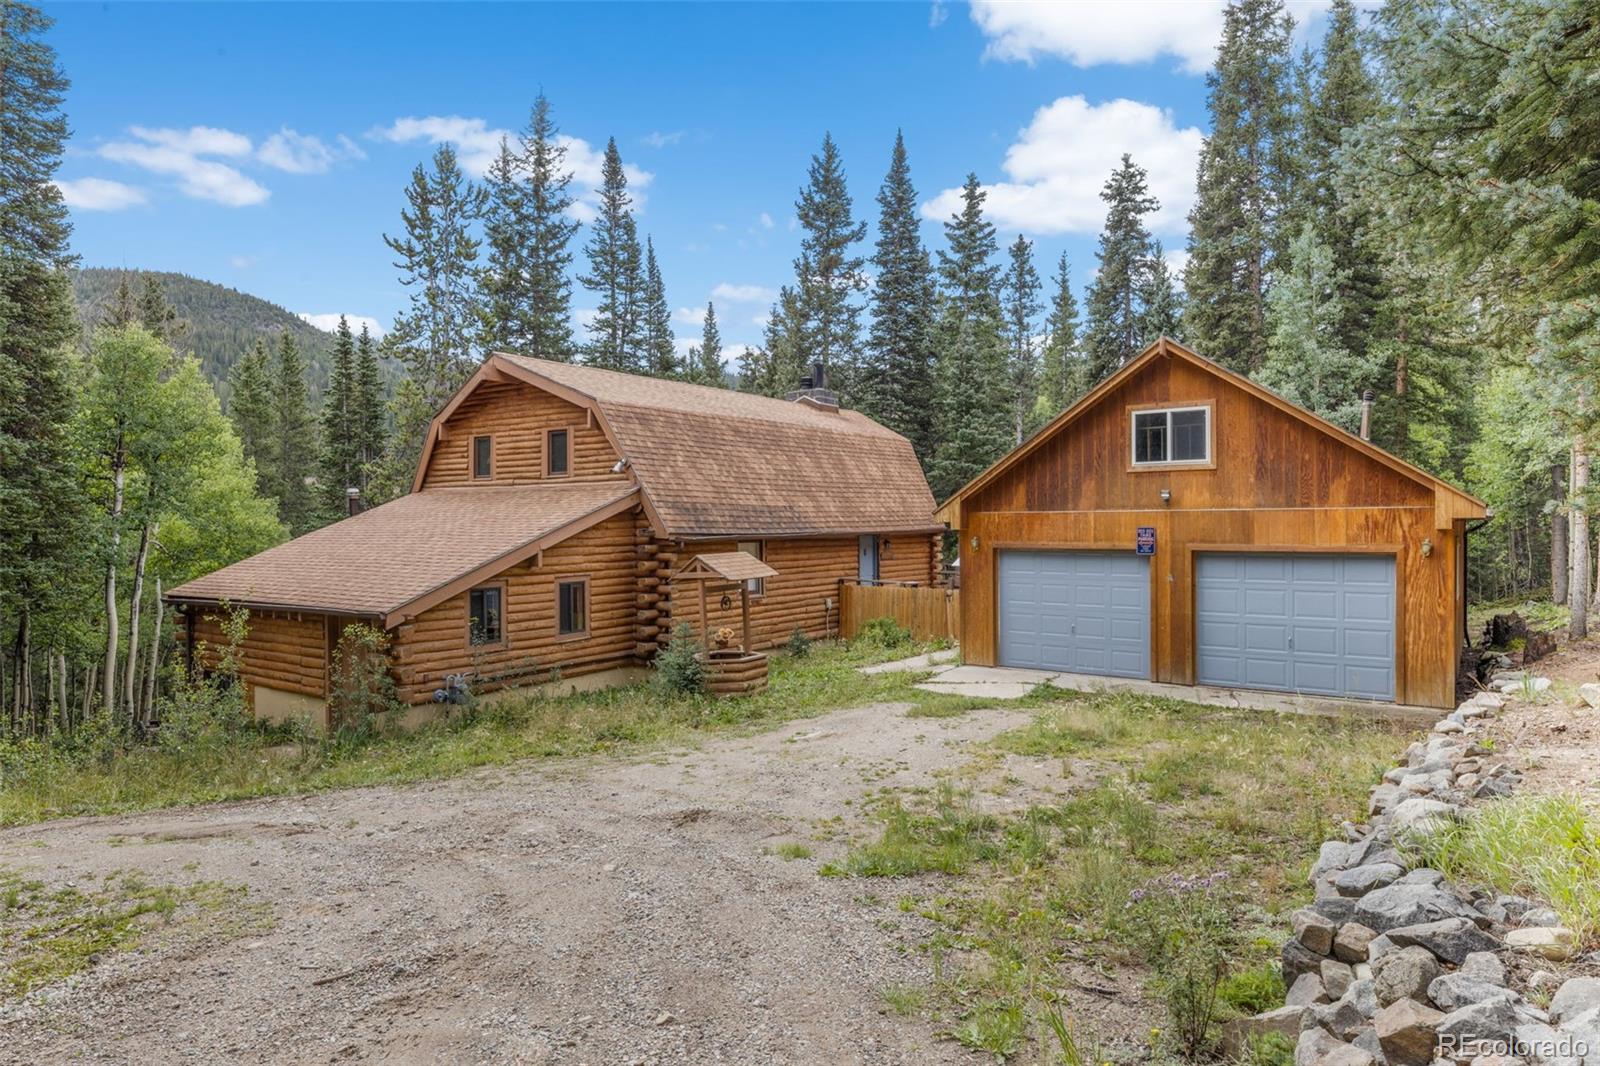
1131 406 1210 466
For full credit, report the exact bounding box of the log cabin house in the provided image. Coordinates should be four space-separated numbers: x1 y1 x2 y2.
166 355 941 728
937 337 1487 709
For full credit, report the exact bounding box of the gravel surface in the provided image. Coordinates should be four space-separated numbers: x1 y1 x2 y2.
1 702 1034 1065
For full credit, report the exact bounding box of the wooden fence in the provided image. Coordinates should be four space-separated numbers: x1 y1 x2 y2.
839 582 961 643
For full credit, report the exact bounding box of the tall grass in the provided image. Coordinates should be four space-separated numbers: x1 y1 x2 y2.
1413 793 1600 943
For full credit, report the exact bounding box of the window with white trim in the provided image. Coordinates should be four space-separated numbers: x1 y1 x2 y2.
736 541 765 597
1131 406 1210 465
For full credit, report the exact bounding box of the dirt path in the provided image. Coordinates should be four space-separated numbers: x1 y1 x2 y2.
1484 638 1600 803
1 702 1039 1066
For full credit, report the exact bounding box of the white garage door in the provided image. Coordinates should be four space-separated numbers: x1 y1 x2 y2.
997 551 1150 678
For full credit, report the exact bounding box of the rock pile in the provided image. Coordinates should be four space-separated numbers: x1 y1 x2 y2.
1234 682 1597 1065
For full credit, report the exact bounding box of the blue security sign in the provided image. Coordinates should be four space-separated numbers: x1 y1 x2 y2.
1135 526 1157 555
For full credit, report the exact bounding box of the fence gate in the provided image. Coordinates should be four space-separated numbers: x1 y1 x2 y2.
839 582 960 643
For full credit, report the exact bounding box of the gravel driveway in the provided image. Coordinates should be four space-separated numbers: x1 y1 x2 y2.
2 702 1034 1065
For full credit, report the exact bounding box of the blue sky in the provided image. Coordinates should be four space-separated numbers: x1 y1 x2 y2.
48 1 1338 366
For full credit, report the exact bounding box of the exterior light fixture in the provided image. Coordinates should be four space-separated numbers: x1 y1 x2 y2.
1160 488 1172 504
1421 538 1433 557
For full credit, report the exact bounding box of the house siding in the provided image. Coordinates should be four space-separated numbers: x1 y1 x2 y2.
418 381 624 488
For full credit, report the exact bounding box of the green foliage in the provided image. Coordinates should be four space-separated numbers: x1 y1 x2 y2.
1217 961 1285 1017
852 616 912 651
327 624 401 739
153 603 251 754
579 137 645 372
784 625 813 658
683 301 725 387
1038 251 1085 420
1001 233 1042 445
792 132 867 386
640 237 676 378
652 623 706 696
225 338 274 497
269 330 318 533
317 315 359 518
1084 154 1160 382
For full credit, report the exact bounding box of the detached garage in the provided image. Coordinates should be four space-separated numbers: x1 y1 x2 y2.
937 338 1487 709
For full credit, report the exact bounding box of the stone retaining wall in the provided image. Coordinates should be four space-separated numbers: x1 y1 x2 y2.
1238 676 1596 1065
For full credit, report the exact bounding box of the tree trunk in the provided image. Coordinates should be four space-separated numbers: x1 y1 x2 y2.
102 444 126 722
1570 439 1590 639
12 608 31 736
122 518 156 720
140 580 164 731
56 651 69 733
1552 464 1570 604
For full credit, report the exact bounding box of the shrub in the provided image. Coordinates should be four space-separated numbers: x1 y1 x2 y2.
328 624 401 739
153 603 252 753
1120 870 1240 1060
653 623 705 696
785 625 813 658
854 616 912 650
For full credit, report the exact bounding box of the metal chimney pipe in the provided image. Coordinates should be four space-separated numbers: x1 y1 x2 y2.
346 485 362 517
1359 390 1374 441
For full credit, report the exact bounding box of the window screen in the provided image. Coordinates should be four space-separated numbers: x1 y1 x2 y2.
1132 407 1209 465
469 586 502 644
1133 411 1168 464
472 436 491 479
1171 409 1209 461
557 580 587 635
547 429 569 476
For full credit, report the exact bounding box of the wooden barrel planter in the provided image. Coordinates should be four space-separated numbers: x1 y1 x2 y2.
704 649 769 696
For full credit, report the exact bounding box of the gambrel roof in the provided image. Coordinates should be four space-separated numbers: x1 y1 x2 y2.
413 353 941 539
936 337 1487 530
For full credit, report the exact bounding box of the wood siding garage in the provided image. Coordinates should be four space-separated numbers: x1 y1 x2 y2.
936 339 1487 710
998 551 1149 678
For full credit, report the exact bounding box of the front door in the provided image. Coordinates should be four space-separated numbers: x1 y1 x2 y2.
858 534 880 583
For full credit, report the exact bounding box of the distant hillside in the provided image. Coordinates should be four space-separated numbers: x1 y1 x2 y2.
72 268 347 405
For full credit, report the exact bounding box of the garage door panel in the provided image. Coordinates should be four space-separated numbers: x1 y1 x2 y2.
999 551 1149 679
1197 553 1395 701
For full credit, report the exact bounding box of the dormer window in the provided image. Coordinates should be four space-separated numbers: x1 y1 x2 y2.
472 435 492 479
1131 405 1211 466
546 429 569 477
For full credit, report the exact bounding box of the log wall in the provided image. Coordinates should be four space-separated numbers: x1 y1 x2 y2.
192 609 329 703
419 381 624 488
390 508 640 702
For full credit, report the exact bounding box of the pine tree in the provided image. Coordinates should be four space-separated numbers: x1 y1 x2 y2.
102 272 136 328
793 133 867 384
480 136 529 353
380 144 485 489
1182 0 1297 373
685 302 724 387
135 273 182 341
861 131 937 458
739 288 806 397
226 338 275 496
1000 234 1042 444
641 237 676 378
352 324 385 493
928 174 1010 501
317 316 358 517
1084 155 1159 382
0 0 83 729
518 93 581 361
1139 241 1184 343
1039 253 1084 416
579 138 645 371
270 330 318 533
1257 223 1366 430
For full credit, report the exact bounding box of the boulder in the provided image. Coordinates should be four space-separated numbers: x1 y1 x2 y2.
1505 926 1576 961
1385 917 1502 966
1434 719 1466 735
1428 972 1517 1012
1522 907 1564 928
1335 922 1380 963
1336 862 1406 897
1528 970 1562 999
1374 946 1441 1008
1512 1022 1582 1066
1374 997 1444 1066
1313 896 1360 925
1435 996 1521 1048
1323 958 1357 1000
1296 1028 1377 1066
1313 840 1359 882
1355 883 1479 933
1460 951 1506 986
1220 1004 1307 1060
1397 867 1447 888
1295 907 1338 955
1285 937 1328 985
1549 977 1600 1026
1288 971 1332 1007
1345 978 1379 1020
1578 682 1600 710
1314 994 1370 1041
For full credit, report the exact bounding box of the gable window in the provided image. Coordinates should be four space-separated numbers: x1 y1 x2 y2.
736 540 765 597
546 428 570 477
472 435 492 479
468 586 503 645
1131 406 1211 466
556 578 588 637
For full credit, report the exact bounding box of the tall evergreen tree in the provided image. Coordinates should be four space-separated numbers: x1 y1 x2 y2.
740 287 805 397
1182 0 1298 373
579 137 645 371
685 302 724 387
640 237 677 378
226 338 274 496
1083 154 1159 382
519 93 581 361
1039 253 1084 416
270 330 318 533
1000 234 1042 444
861 131 937 457
0 0 83 728
480 136 530 353
1257 223 1366 430
928 175 1010 501
1139 241 1185 343
135 274 182 341
380 143 485 492
792 133 866 384
102 272 136 328
317 316 359 517
352 323 385 493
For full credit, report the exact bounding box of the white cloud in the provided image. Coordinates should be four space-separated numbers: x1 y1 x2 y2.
1163 246 1190 282
374 116 654 220
922 95 1202 237
711 282 776 304
54 177 146 211
100 126 269 206
643 129 685 149
297 312 386 339
970 1 1335 75
929 1 949 28
758 212 775 230
752 312 771 329
229 254 257 270
259 128 364 174
675 305 708 327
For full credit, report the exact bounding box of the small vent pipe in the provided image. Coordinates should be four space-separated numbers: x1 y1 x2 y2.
1359 390 1374 441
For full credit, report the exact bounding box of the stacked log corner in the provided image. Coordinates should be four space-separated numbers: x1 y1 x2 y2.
704 650 769 696
634 519 676 662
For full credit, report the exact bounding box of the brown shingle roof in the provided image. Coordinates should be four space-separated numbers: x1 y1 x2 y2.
495 354 939 538
167 482 639 623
